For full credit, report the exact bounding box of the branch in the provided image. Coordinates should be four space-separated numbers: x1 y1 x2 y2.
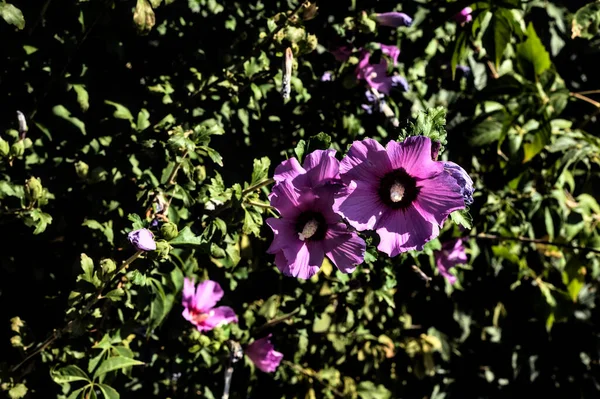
475 233 600 255
283 361 345 397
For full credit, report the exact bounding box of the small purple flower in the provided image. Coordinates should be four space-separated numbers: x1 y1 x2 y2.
362 90 385 114
267 150 366 279
454 7 473 25
373 12 413 28
321 71 333 82
128 228 156 251
379 44 400 66
391 75 409 92
435 238 468 284
456 65 471 77
333 137 467 257
182 278 238 332
443 161 474 205
245 334 283 373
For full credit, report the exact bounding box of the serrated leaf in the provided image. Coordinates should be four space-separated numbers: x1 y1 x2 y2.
169 226 204 246
0 3 25 30
294 140 306 162
450 209 473 230
403 107 447 149
357 381 391 399
93 356 144 378
51 365 91 384
8 383 27 399
250 157 271 186
572 3 600 39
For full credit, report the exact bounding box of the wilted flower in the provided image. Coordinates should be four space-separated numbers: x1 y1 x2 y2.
443 161 474 205
454 7 473 25
245 334 283 373
334 136 469 257
267 150 366 279
128 228 156 251
182 278 238 332
435 238 468 283
373 12 413 28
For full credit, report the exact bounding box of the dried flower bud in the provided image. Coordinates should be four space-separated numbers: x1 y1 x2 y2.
282 47 293 101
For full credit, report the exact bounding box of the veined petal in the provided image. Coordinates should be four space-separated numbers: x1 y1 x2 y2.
182 277 196 308
413 172 465 225
266 218 301 254
323 223 366 273
246 334 283 373
194 280 224 313
280 240 323 279
303 149 340 187
375 205 438 256
269 180 303 218
386 136 443 179
200 306 238 331
273 157 306 183
339 138 392 181
333 182 385 231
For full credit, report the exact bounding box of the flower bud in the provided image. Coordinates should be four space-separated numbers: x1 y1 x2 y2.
25 177 43 202
0 138 9 157
10 140 24 157
372 11 413 28
155 240 171 259
22 138 33 149
160 222 179 241
128 228 156 251
75 161 89 179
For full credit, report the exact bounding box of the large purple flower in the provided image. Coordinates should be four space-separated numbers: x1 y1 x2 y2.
435 238 468 284
182 278 238 332
245 334 283 373
333 136 468 257
267 150 366 279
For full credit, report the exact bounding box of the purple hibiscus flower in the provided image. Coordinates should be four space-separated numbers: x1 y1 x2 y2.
373 12 413 28
128 228 156 251
435 238 468 284
361 90 386 114
333 136 469 257
454 7 473 25
245 334 283 373
355 51 395 95
379 44 400 66
267 150 366 279
182 278 238 332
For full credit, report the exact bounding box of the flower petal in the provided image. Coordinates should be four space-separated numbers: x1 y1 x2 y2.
380 44 400 66
245 334 283 373
339 138 392 181
200 306 238 331
269 180 303 219
303 149 340 187
194 280 224 313
413 172 465 225
128 228 156 251
280 240 323 279
182 277 196 308
266 218 301 254
333 182 386 231
375 205 438 256
386 136 444 179
443 161 474 205
273 157 306 183
323 224 366 273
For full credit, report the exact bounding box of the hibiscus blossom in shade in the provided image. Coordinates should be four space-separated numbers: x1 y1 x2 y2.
355 51 395 95
128 228 156 251
333 136 468 257
454 7 473 24
435 238 468 284
182 278 238 332
379 44 400 66
373 12 413 27
245 334 283 373
267 150 366 279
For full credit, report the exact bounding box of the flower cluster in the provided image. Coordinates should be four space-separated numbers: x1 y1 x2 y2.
267 136 474 276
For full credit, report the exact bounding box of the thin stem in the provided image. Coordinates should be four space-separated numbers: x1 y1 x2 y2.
570 92 600 108
166 150 190 186
575 90 600 95
255 308 300 332
283 361 344 397
242 178 275 197
221 366 234 399
475 233 600 254
244 200 273 209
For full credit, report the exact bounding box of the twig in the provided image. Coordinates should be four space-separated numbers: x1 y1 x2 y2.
283 361 345 397
244 200 273 209
570 92 600 108
11 250 144 372
254 308 300 333
475 233 600 254
574 89 600 96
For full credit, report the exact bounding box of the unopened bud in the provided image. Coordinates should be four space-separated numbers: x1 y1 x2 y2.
10 140 24 157
155 240 171 259
160 222 179 241
25 177 43 202
17 111 28 140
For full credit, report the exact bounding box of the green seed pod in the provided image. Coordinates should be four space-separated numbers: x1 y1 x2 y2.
160 222 179 241
155 240 171 259
25 177 43 202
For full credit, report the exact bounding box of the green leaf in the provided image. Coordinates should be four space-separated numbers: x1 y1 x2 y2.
104 101 135 125
80 253 94 281
517 23 552 78
136 109 151 131
23 209 53 234
0 2 25 30
308 132 332 150
572 2 600 39
250 157 271 186
169 226 204 246
93 356 144 379
51 365 91 384
72 84 90 112
127 214 144 230
567 279 584 303
294 139 306 162
523 121 551 162
402 107 447 150
97 384 120 399
482 10 513 68
357 381 391 399
105 288 124 302
242 207 262 237
133 0 156 34
53 105 86 135
8 383 28 399
450 209 473 230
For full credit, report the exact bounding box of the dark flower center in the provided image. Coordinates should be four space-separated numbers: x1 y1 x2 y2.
295 211 327 241
378 168 419 209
